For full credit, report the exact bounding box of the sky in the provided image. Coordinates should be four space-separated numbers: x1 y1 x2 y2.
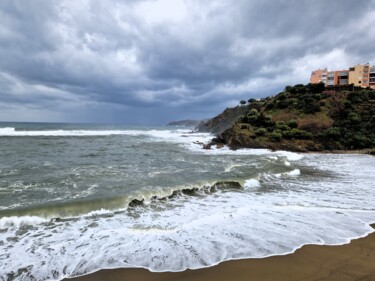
1 0 375 125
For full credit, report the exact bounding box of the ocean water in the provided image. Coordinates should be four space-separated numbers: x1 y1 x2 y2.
0 122 375 280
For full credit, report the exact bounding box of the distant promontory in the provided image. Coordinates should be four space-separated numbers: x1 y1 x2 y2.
167 119 202 127
197 83 375 153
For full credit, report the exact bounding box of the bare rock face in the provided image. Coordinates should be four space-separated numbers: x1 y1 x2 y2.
196 106 248 134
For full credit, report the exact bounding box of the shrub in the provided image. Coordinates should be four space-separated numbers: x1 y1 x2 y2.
285 86 293 92
276 121 290 131
248 98 256 103
249 109 259 116
276 100 289 109
258 114 275 127
264 102 274 111
277 93 287 100
255 128 267 136
307 82 325 93
290 129 313 139
348 112 361 124
322 127 341 139
287 120 298 129
271 131 283 142
282 130 292 139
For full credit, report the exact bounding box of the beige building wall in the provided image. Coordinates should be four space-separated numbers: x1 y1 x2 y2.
349 64 370 87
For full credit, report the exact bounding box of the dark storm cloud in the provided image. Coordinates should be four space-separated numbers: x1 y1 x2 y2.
0 0 375 123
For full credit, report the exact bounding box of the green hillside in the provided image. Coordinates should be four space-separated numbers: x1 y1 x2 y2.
201 83 375 152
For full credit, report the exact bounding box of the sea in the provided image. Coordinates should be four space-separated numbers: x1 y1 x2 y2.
0 122 374 280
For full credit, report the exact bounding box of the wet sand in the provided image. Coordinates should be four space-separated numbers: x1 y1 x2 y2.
67 225 375 281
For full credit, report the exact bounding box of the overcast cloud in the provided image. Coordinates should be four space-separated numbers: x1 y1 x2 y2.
1 0 375 124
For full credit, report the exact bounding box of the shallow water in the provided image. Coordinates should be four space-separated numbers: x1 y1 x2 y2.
0 122 374 280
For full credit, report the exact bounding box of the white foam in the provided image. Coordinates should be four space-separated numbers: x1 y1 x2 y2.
224 164 243 172
0 127 16 134
84 209 114 217
0 216 47 229
274 169 301 178
276 151 304 161
285 169 301 177
244 179 261 188
0 127 207 140
191 146 303 162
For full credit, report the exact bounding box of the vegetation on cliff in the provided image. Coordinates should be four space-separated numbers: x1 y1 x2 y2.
200 83 375 152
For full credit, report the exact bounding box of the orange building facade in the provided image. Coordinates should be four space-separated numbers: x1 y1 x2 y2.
310 63 375 89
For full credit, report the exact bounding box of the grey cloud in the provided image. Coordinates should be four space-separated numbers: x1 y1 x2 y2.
0 0 375 124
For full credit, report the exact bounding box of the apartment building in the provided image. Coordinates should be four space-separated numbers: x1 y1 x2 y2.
310 63 375 89
310 69 327 84
370 66 375 88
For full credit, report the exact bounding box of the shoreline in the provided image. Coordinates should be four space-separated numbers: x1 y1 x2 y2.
66 225 375 281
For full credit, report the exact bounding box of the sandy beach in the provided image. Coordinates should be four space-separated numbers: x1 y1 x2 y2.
66 225 375 281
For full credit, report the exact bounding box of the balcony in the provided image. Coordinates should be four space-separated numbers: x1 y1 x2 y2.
339 79 348 85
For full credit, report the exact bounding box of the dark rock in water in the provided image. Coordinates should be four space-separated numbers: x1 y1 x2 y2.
211 181 242 190
211 136 225 144
203 144 211 150
128 199 144 207
216 143 225 149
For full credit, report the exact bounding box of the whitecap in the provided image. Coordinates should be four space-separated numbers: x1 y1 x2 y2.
0 216 47 229
244 179 261 188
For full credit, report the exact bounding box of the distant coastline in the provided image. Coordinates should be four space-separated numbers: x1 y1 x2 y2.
167 119 202 127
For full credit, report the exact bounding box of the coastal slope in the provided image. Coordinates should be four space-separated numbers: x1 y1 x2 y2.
199 83 375 152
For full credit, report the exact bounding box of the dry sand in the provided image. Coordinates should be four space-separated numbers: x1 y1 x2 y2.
66 225 375 281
